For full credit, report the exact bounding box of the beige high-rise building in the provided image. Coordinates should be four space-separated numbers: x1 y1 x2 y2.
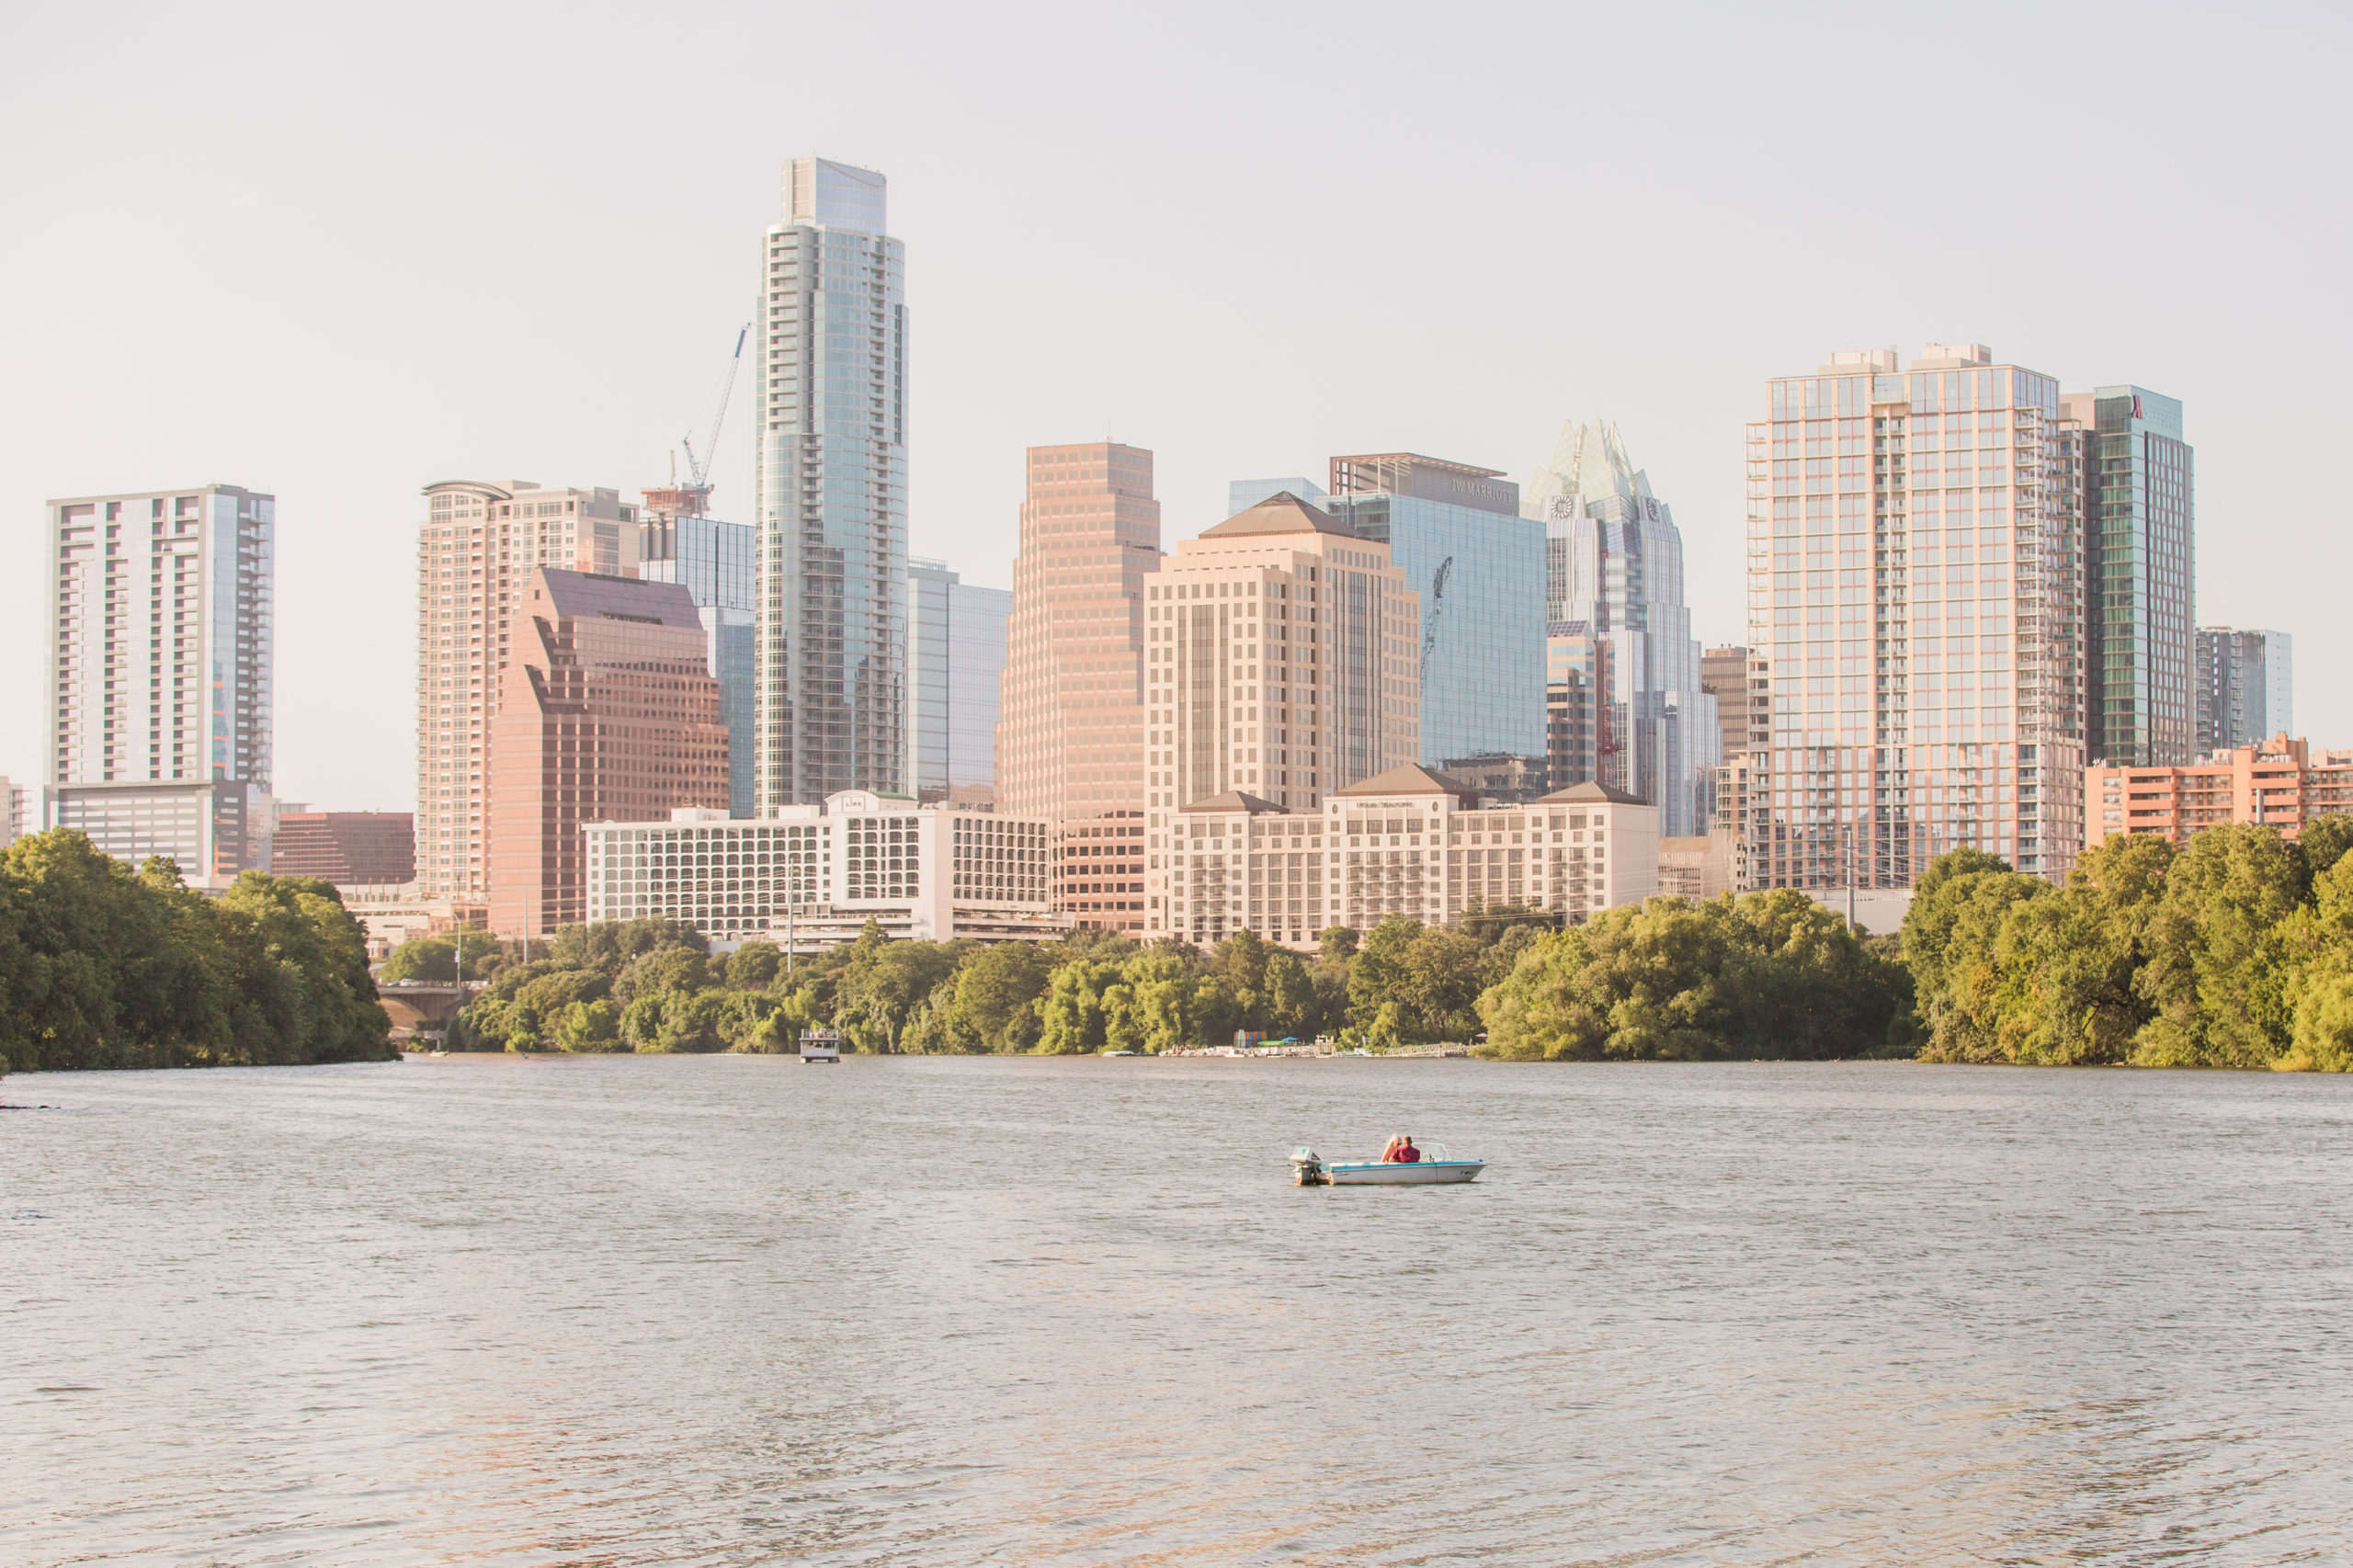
415 481 642 901
1745 345 2086 890
995 442 1161 934
1143 490 1417 819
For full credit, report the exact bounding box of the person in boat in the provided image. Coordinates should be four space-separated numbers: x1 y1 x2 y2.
1382 1134 1422 1164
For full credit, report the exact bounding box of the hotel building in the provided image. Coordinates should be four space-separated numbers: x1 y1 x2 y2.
1745 345 2086 890
754 157 909 808
45 483 274 883
1144 490 1418 815
416 480 641 899
2086 734 2353 850
2066 387 2194 767
1322 453 1546 768
583 792 1060 948
486 569 727 936
908 557 1011 802
2194 627 2291 756
1146 763 1657 949
995 441 1162 932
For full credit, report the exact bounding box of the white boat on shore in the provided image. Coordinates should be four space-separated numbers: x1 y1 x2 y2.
798 1028 841 1064
1290 1146 1484 1186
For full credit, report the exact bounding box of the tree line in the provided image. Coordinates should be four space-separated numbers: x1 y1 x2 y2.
0 829 393 1073
414 820 2353 1072
1901 819 2353 1070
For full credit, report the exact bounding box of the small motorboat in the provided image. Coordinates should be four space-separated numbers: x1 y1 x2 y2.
1290 1145 1484 1186
798 1028 841 1064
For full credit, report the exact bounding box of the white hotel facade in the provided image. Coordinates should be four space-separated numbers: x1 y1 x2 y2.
582 790 1065 948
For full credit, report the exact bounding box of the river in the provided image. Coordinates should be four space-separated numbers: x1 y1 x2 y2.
5 1054 2349 1564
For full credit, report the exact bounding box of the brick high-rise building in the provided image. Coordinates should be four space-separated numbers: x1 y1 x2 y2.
416 481 642 900
44 484 274 883
995 442 1162 933
487 569 726 936
270 812 416 885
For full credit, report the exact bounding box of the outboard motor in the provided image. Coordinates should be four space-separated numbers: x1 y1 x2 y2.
1290 1146 1327 1187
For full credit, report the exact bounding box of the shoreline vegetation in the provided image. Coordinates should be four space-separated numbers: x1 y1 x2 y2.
0 830 393 1074
11 824 2353 1075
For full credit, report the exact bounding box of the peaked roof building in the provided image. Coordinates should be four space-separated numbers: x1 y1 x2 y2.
1523 416 1718 837
487 569 727 936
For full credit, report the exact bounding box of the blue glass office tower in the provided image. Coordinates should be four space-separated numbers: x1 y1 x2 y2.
906 558 1012 800
642 509 756 815
755 157 909 808
1318 453 1546 768
1525 419 1718 837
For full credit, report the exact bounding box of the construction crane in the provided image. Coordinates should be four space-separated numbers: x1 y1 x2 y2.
668 322 750 517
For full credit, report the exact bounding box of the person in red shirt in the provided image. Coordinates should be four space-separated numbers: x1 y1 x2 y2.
1392 1135 1421 1164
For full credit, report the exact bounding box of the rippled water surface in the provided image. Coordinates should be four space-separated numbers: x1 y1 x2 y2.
6 1054 2351 1565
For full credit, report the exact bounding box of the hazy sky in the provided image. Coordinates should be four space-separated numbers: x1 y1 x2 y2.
5 3 2346 810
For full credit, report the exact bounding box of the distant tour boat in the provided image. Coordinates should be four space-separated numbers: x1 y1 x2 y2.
1290 1145 1484 1186
798 1028 841 1064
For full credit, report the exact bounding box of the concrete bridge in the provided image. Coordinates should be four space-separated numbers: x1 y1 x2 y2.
375 980 470 1039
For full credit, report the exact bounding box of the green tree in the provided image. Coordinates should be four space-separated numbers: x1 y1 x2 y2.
2132 824 2305 1067
555 999 622 1052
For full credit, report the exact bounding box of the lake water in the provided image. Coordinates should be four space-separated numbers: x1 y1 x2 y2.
6 1054 2350 1565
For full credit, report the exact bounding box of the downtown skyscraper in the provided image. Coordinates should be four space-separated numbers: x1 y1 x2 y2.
1745 345 2086 890
2062 387 2194 767
1524 419 1719 836
754 157 908 808
995 442 1160 933
415 481 641 900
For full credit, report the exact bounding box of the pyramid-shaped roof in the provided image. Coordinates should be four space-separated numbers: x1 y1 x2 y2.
1199 491 1359 540
1333 764 1481 801
1177 790 1290 814
1539 779 1649 806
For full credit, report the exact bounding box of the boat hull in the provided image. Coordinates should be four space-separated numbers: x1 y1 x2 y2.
1321 1160 1483 1185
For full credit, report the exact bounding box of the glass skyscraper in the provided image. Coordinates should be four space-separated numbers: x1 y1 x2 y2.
2064 387 2194 767
2195 627 2290 755
1318 453 1545 769
906 558 1011 801
1524 419 1719 837
754 157 909 808
640 506 756 816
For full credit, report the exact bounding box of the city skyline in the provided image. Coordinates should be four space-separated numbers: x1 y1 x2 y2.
3 7 2344 812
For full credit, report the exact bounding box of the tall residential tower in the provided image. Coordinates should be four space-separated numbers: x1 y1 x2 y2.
1744 345 2086 890
2065 386 2194 767
45 484 274 882
415 481 641 900
754 157 909 808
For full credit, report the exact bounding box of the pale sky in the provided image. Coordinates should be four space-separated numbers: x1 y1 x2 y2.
5 2 2345 811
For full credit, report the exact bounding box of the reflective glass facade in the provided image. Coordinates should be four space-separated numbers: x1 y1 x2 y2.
1525 421 1717 836
755 158 909 807
2071 387 2194 767
1320 457 1543 768
906 558 1011 798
